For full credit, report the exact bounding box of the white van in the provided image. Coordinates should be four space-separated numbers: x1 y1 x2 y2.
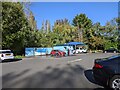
0 50 14 61
75 47 87 53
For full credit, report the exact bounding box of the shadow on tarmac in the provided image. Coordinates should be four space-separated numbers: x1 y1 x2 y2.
2 58 22 63
2 64 105 89
84 69 98 85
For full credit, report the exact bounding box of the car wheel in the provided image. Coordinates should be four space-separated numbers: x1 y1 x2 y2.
109 75 120 90
82 51 84 53
55 53 59 57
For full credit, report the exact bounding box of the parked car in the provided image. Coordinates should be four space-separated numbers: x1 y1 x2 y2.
0 50 14 62
75 47 87 54
50 50 66 57
93 54 120 89
104 48 119 53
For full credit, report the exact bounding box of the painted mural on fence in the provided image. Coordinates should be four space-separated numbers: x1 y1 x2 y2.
25 45 74 57
25 48 35 57
25 48 52 57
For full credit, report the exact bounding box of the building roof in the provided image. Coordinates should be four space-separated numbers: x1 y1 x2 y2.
55 44 73 46
66 42 85 45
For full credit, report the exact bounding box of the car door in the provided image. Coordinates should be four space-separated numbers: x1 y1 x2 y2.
118 57 120 74
114 56 120 74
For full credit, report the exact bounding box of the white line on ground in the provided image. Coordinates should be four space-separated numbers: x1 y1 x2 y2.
67 59 82 63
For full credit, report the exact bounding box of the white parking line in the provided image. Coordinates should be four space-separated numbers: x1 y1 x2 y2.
67 59 82 63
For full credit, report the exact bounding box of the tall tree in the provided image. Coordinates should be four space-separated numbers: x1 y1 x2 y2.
28 11 37 31
53 18 77 44
41 20 45 32
73 14 92 42
45 20 51 33
47 20 51 33
2 2 31 55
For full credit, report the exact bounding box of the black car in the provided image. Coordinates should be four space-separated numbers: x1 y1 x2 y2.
93 54 120 89
104 48 119 53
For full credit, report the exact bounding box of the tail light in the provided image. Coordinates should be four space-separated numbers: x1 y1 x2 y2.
94 63 103 68
1 54 4 57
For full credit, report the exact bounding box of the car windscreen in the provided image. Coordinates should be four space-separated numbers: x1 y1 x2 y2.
0 51 12 53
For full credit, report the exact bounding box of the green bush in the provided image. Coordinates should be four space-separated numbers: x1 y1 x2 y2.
14 55 25 59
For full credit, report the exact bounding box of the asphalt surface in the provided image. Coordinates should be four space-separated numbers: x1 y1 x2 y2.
1 53 118 88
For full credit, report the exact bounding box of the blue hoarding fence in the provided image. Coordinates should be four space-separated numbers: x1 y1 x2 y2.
25 46 74 57
25 47 52 57
25 48 34 57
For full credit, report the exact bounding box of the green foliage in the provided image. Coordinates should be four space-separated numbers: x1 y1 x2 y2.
73 14 92 42
14 55 25 59
73 14 92 29
53 19 78 44
104 40 118 50
103 19 118 50
2 2 31 55
28 11 37 31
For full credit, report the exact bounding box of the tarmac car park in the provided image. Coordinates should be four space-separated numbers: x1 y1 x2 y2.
2 53 118 88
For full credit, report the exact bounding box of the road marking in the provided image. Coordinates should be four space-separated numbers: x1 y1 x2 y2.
67 59 82 63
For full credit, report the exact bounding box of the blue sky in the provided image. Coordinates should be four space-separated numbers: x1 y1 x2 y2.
29 2 118 29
